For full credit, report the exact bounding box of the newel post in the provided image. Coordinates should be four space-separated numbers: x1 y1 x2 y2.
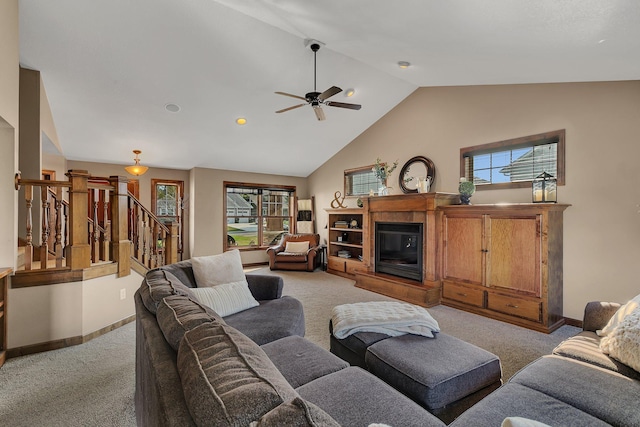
66 170 91 269
165 222 179 266
109 175 131 277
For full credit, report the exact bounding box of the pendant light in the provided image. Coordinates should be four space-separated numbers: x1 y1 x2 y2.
124 150 149 176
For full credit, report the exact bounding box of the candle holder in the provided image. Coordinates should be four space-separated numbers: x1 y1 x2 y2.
532 171 557 203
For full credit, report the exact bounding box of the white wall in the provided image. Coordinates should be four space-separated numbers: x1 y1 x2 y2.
309 81 640 321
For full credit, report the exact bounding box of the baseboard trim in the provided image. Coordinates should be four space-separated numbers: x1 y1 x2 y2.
6 314 136 359
564 316 582 328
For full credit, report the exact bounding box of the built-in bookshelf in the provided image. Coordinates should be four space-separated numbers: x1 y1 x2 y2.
325 205 368 279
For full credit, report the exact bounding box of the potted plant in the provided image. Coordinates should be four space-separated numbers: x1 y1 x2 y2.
372 158 399 195
458 178 476 205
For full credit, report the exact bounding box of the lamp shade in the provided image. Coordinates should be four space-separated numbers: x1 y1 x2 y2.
125 150 149 176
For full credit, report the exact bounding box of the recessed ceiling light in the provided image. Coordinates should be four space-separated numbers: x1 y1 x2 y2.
398 61 411 69
344 88 355 97
165 103 181 113
598 39 606 44
236 117 247 125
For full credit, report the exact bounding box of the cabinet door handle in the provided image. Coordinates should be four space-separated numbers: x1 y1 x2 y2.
506 303 519 308
457 292 468 297
481 249 489 253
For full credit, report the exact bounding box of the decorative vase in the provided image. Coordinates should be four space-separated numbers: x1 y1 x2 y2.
460 194 472 205
378 179 389 196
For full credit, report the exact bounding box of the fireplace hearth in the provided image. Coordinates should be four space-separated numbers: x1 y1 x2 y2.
375 222 423 282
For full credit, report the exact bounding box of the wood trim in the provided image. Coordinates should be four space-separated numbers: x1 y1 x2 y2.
11 262 124 288
6 315 136 359
564 317 583 328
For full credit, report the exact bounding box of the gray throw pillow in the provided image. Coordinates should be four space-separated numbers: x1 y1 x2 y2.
177 322 298 426
250 397 341 427
156 294 225 351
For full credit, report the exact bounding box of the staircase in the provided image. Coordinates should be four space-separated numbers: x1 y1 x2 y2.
13 170 178 287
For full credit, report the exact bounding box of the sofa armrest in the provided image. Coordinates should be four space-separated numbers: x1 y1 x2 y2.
245 274 283 300
583 301 621 332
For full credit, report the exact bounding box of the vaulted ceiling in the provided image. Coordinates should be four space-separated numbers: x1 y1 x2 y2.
19 0 640 176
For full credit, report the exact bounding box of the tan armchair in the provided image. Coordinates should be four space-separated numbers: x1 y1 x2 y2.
266 233 322 272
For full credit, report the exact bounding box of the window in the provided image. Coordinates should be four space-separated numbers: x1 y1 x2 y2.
151 179 185 256
224 182 295 250
344 165 381 197
460 129 565 190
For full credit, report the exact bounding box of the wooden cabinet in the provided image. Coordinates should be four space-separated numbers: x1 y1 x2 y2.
0 267 11 368
325 207 368 279
441 204 569 333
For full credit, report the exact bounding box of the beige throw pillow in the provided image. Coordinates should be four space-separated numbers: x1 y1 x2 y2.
191 283 259 317
597 293 640 337
600 306 640 372
285 241 310 253
191 249 246 288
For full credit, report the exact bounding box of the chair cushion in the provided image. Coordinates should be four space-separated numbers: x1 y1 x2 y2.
552 331 640 379
510 355 640 427
140 269 196 314
450 383 610 427
156 294 225 351
275 252 308 262
261 336 349 388
250 397 341 427
224 296 305 345
177 322 298 427
296 367 445 427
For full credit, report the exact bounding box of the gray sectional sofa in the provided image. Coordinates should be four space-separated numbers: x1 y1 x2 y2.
135 260 445 427
450 301 640 426
135 259 640 426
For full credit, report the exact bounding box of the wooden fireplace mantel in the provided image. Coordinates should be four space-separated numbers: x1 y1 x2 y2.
354 192 459 307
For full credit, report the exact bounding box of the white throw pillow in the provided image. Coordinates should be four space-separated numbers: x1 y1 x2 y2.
597 293 640 336
600 306 640 372
190 282 259 317
284 241 310 253
502 417 551 427
191 249 246 288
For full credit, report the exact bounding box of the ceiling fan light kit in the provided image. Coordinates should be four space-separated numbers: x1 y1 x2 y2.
275 43 361 121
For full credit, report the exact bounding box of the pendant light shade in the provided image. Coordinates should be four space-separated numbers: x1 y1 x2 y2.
124 150 149 176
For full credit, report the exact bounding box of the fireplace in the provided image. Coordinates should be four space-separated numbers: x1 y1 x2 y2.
375 222 423 282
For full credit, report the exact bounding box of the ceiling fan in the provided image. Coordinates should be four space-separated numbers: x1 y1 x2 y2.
275 43 361 121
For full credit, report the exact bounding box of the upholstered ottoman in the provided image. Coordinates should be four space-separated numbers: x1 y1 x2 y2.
365 333 502 422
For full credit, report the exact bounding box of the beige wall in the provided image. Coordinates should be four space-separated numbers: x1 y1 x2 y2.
7 271 142 348
0 0 19 269
190 167 309 264
67 160 192 259
309 81 640 320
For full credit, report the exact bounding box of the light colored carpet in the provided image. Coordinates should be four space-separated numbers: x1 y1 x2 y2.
0 269 580 426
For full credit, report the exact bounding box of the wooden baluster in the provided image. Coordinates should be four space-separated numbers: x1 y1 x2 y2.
92 188 100 263
25 185 33 270
63 201 68 257
55 186 63 268
141 211 147 266
41 186 50 269
102 189 110 261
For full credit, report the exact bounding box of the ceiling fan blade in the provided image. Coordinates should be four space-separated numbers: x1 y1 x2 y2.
325 101 362 111
313 106 326 121
275 91 307 101
318 86 342 101
276 104 306 113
